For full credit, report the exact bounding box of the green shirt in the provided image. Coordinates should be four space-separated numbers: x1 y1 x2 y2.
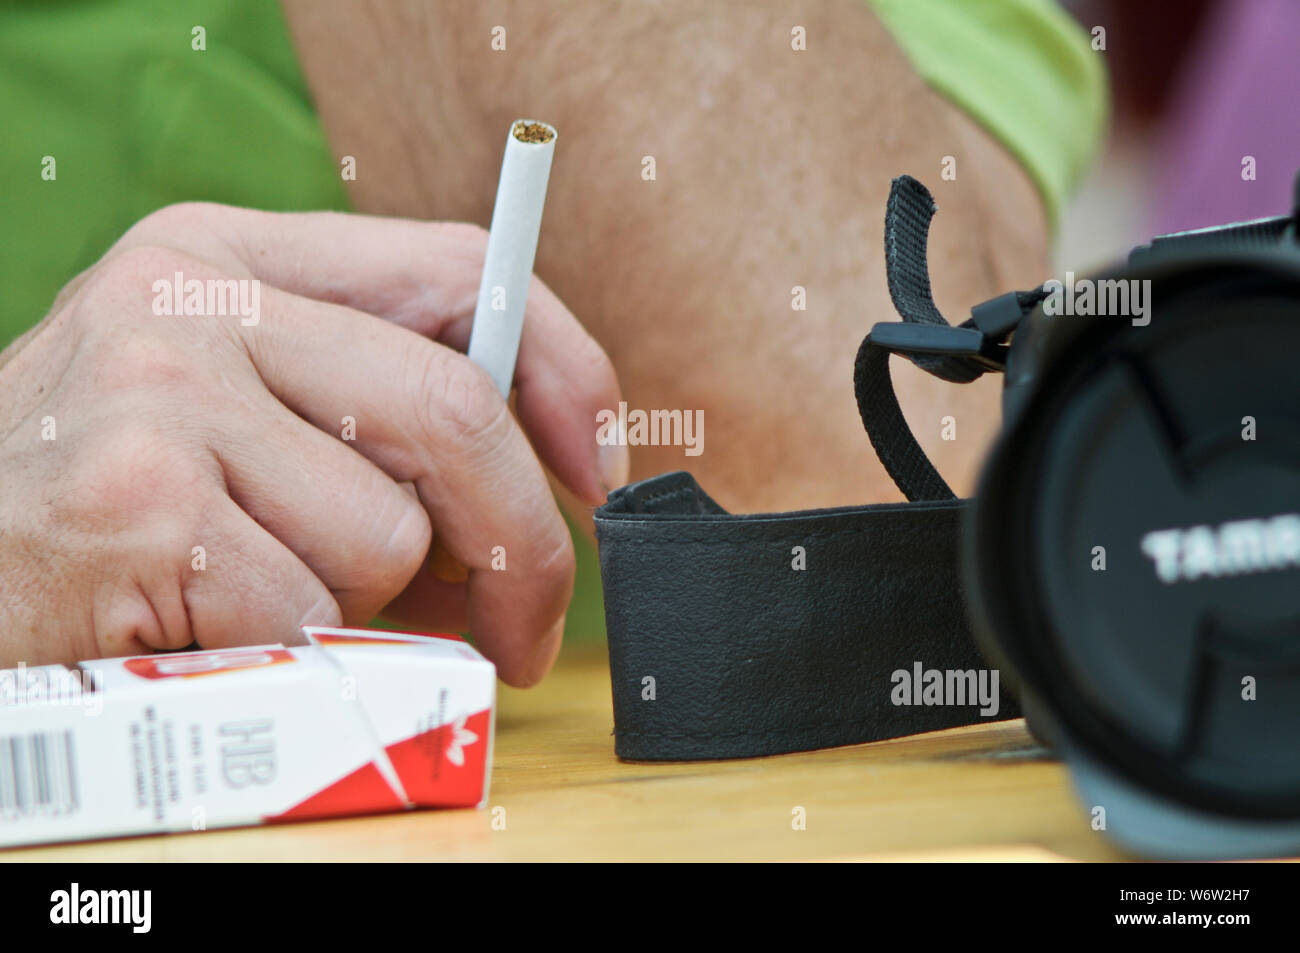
0 0 1106 644
0 0 348 345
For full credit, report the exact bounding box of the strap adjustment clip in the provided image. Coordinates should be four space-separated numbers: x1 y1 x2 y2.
867 321 1010 373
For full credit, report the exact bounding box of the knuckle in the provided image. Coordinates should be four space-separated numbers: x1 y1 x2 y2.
530 523 576 594
383 500 434 577
92 329 197 395
413 349 510 456
95 582 189 655
59 426 210 526
352 498 432 598
301 596 344 632
126 201 223 243
433 221 489 251
79 244 196 321
105 243 190 286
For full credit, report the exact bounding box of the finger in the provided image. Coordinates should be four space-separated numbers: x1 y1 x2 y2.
511 278 629 501
117 207 626 503
380 549 469 631
380 495 474 632
179 497 342 650
212 390 433 623
380 564 568 686
232 286 574 686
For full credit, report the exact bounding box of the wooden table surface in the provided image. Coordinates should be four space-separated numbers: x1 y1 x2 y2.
6 643 1130 862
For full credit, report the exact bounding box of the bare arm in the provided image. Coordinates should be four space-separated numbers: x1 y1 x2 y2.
283 0 1048 512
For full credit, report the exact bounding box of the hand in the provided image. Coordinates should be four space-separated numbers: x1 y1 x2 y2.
0 203 626 686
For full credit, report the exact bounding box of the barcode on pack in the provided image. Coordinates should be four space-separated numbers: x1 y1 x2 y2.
0 730 79 821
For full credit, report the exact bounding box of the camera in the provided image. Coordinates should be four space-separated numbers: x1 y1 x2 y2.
869 171 1300 857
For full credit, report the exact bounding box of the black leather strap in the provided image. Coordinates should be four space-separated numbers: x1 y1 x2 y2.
594 474 1019 760
592 175 1021 762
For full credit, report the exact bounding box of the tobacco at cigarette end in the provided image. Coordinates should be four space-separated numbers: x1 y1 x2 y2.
512 120 555 144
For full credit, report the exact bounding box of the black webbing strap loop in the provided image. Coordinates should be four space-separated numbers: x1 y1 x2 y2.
878 176 986 383
854 339 955 501
856 175 1046 503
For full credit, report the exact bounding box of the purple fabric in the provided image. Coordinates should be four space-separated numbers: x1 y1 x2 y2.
1153 0 1300 235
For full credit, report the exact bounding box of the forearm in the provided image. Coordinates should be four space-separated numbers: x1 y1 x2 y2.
284 0 1048 510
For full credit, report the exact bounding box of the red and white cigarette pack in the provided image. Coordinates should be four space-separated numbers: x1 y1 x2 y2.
0 626 495 848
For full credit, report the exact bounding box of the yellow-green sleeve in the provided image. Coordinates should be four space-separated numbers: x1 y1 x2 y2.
865 0 1109 225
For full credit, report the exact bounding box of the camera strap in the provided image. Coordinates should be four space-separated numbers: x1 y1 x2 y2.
855 175 1049 501
592 176 1030 761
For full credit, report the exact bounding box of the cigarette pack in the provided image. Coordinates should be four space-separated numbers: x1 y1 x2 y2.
0 626 495 849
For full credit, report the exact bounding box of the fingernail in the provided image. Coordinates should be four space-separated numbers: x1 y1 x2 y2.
525 614 566 685
597 441 630 496
428 536 470 584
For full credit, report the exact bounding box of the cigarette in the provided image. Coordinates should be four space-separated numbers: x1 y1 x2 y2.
430 120 557 585
467 119 558 396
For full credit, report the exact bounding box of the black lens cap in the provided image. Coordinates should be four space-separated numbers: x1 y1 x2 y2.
969 265 1300 819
